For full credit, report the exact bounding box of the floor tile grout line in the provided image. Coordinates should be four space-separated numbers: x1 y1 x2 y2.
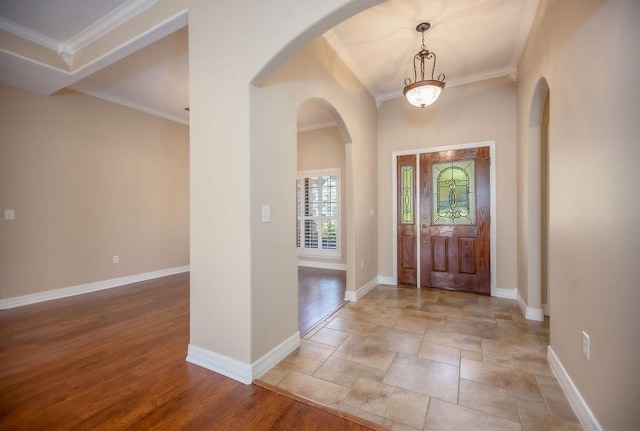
266 284 579 430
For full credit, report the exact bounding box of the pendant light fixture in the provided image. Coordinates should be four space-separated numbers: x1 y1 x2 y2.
403 22 446 108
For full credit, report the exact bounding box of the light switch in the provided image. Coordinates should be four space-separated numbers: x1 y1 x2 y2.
261 205 271 223
4 209 15 220
369 208 375 217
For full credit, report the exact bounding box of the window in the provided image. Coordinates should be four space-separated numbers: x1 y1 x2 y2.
296 169 340 257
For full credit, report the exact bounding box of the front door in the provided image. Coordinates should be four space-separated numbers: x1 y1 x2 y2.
419 147 490 294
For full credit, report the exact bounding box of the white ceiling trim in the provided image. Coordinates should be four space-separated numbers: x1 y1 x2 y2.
510 0 540 68
65 0 159 57
322 30 377 99
0 0 159 67
0 47 72 94
70 10 187 77
70 84 188 125
0 10 187 95
375 66 517 104
444 66 517 88
0 16 64 53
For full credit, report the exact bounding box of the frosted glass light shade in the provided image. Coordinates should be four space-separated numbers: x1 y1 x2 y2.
403 80 445 108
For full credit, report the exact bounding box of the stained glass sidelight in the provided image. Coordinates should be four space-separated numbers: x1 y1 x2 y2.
400 165 414 224
432 160 475 225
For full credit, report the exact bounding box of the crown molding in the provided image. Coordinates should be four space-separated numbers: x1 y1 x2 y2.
0 9 187 97
0 16 63 53
445 66 517 87
511 0 540 69
70 85 189 126
65 0 159 54
322 29 377 99
0 0 159 68
375 66 517 104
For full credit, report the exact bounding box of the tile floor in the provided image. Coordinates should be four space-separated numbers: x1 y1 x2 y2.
258 285 583 431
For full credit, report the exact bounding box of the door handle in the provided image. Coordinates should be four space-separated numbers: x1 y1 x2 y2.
421 224 427 229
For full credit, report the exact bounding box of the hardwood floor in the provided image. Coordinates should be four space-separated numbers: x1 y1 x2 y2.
298 266 346 335
0 273 373 430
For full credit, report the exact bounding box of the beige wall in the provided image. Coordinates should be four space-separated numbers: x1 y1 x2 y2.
297 126 347 266
0 84 189 300
187 0 382 365
2 4 636 425
516 0 640 428
377 78 517 292
298 126 345 172
249 36 378 360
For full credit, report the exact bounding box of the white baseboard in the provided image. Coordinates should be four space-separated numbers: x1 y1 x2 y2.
186 344 253 384
378 275 396 285
517 291 544 321
0 265 190 310
547 346 603 431
186 331 301 385
298 260 347 271
543 302 550 316
252 332 300 379
345 277 378 302
494 287 517 299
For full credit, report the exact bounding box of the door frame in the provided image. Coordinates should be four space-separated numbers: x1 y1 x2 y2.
391 141 504 297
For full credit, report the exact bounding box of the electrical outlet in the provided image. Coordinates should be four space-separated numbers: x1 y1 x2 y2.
582 331 590 361
112 255 119 264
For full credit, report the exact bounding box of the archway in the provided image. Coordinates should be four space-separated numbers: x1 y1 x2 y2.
187 0 382 383
524 77 550 321
296 98 354 333
541 92 550 316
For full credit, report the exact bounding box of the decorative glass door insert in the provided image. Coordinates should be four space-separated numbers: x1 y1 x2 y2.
432 160 475 225
400 165 415 224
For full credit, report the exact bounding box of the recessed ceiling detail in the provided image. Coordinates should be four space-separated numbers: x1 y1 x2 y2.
323 0 539 104
0 0 538 127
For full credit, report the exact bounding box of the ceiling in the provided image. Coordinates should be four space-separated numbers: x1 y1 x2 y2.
0 0 539 129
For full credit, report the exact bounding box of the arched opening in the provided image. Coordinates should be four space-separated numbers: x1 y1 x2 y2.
245 25 377 378
525 77 550 321
296 98 353 334
541 92 550 316
188 0 382 383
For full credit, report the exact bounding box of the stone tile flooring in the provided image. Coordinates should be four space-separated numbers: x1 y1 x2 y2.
258 285 583 430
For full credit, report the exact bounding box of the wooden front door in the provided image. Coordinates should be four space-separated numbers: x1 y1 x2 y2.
397 154 417 285
419 147 490 294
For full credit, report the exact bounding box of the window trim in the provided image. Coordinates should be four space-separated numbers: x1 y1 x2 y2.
296 168 341 258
